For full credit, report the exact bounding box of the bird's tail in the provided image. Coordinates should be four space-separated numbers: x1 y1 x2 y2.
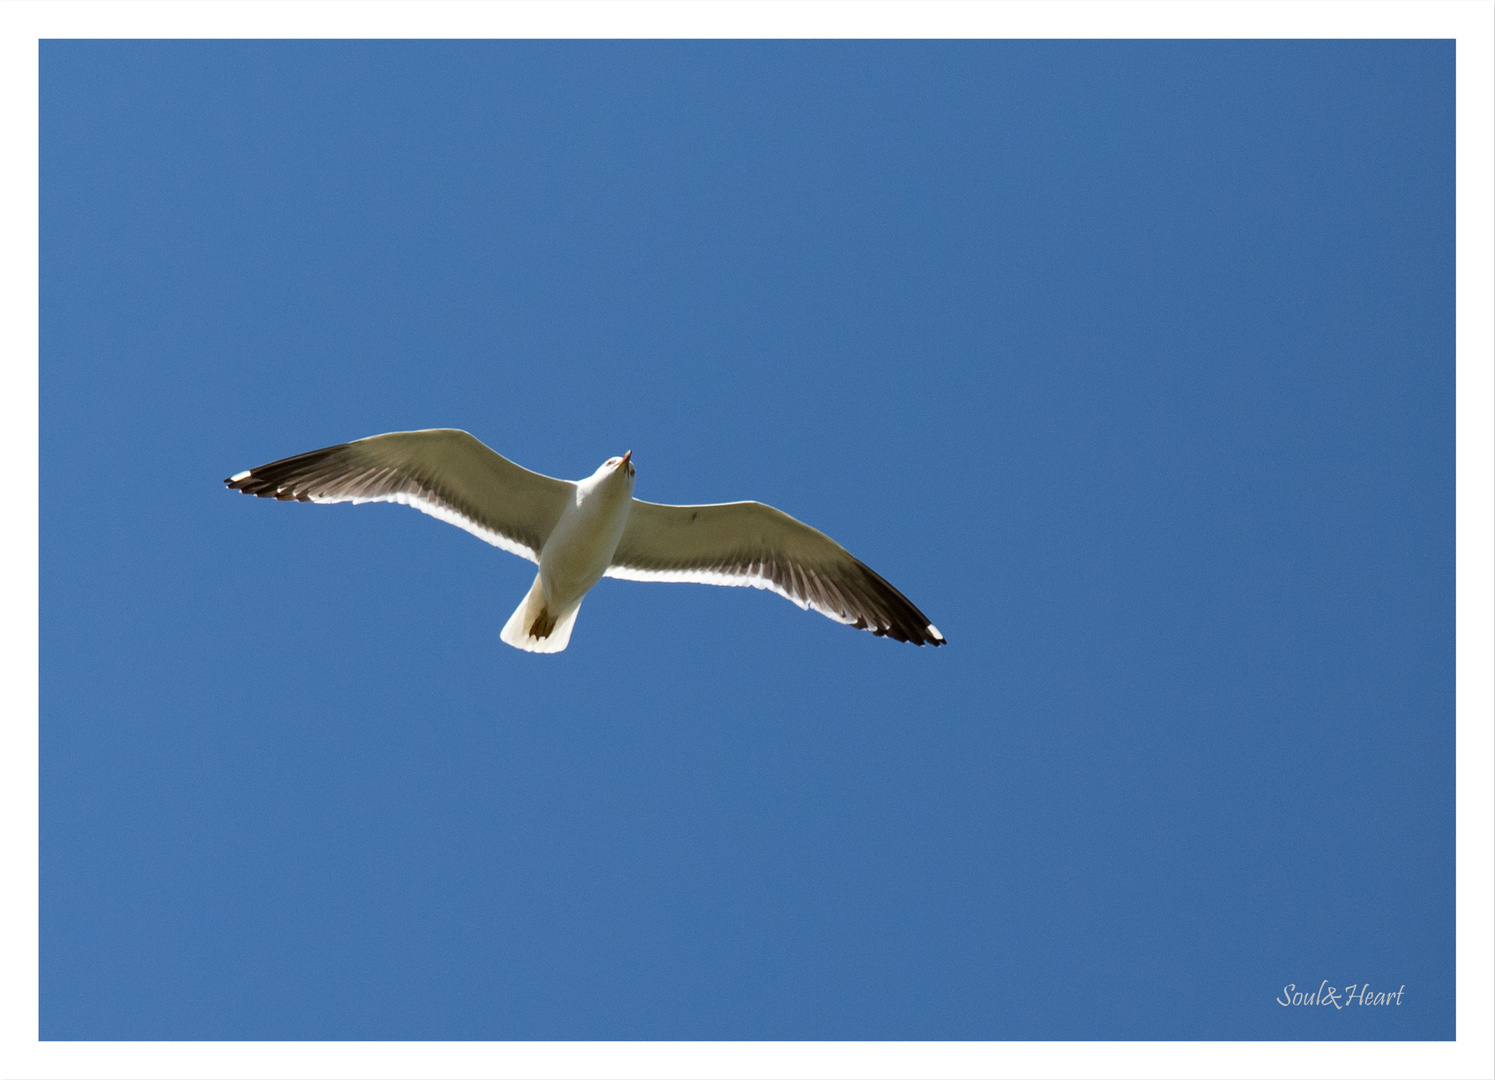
500 573 582 654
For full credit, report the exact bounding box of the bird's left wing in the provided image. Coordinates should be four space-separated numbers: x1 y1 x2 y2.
225 429 574 563
605 498 944 645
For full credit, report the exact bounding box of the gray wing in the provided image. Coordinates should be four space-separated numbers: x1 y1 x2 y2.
225 429 574 563
605 499 944 646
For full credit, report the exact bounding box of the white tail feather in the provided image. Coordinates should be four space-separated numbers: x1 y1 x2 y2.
500 573 582 654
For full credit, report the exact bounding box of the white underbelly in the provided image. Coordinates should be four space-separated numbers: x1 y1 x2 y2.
539 493 632 608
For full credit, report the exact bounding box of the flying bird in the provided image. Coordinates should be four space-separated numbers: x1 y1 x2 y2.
225 429 944 653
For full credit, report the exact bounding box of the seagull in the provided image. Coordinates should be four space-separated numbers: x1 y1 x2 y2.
225 429 945 653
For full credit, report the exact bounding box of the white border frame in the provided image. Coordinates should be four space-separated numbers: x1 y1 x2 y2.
4 3 1490 1078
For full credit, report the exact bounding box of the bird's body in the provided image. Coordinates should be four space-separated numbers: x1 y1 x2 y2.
226 429 943 653
505 452 636 652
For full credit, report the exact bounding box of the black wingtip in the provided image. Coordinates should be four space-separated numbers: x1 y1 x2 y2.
225 469 264 493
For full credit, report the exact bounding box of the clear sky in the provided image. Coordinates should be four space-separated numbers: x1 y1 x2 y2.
40 40 1453 1040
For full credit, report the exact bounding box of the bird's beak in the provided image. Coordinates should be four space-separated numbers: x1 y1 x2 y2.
621 450 631 464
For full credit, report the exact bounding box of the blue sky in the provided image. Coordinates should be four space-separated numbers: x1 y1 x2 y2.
40 40 1454 1040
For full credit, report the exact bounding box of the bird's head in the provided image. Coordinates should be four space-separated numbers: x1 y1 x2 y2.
603 449 635 479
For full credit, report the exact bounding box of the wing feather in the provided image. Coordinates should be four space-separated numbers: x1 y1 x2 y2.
224 429 574 563
606 499 944 646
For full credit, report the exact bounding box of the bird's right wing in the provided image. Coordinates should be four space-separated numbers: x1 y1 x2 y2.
225 429 575 563
606 498 944 645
